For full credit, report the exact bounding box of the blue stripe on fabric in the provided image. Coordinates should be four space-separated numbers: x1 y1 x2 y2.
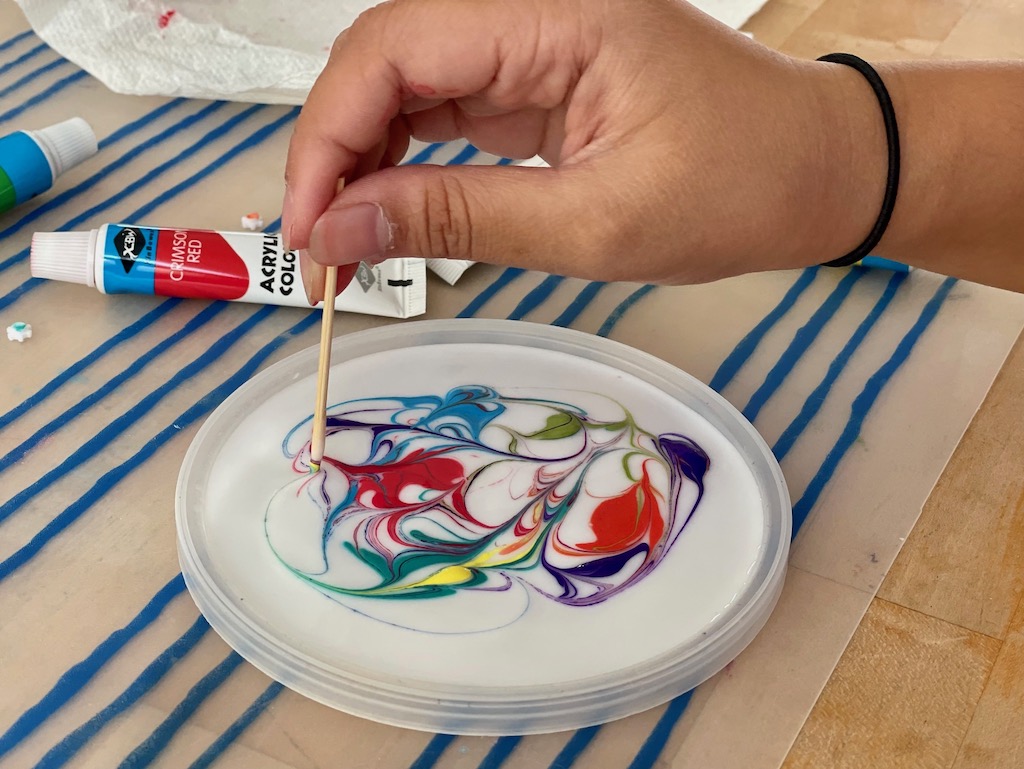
0 309 318 583
0 56 68 101
0 100 227 254
0 305 270 528
773 271 907 462
791 277 958 529
0 300 181 431
478 737 522 769
0 29 34 54
508 275 564 320
34 617 211 769
449 144 480 164
552 282 606 328
0 303 227 473
709 268 819 393
29 312 317 758
407 735 457 769
0 70 90 125
456 268 527 318
0 575 186 760
110 108 297 229
0 279 40 309
97 99 189 150
597 284 655 337
742 269 864 423
496 157 515 166
185 682 286 769
408 143 445 164
0 107 295 313
624 690 695 769
0 42 46 79
549 726 600 769
116 653 245 769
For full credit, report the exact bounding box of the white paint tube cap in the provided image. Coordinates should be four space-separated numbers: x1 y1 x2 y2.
30 231 95 287
25 117 98 178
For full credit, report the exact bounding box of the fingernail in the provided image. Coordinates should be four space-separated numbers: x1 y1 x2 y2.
300 249 324 306
309 203 391 266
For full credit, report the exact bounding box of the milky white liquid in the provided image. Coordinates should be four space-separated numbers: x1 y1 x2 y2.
199 343 767 689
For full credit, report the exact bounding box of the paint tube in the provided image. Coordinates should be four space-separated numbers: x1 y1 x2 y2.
426 258 476 286
0 118 97 215
856 255 911 272
29 223 426 319
426 155 551 286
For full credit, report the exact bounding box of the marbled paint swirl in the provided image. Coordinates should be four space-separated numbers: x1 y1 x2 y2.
265 386 710 625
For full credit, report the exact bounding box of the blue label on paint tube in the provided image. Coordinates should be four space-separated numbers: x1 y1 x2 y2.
103 225 158 294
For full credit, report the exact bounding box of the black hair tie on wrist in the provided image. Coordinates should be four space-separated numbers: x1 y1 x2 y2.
816 53 900 268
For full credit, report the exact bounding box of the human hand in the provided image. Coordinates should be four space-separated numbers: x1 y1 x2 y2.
284 0 887 302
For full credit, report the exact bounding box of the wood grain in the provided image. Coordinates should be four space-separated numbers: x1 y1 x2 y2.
936 2 1024 58
772 0 960 60
781 599 1000 769
879 338 1024 640
952 595 1024 769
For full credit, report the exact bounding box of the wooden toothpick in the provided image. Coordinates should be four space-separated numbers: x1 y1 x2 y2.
309 263 338 473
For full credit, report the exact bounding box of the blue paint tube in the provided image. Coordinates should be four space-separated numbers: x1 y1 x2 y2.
0 118 97 214
856 256 911 272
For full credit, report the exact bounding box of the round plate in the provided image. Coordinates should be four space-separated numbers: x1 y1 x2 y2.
176 319 790 735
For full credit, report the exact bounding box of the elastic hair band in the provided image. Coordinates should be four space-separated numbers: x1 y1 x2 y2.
816 53 900 268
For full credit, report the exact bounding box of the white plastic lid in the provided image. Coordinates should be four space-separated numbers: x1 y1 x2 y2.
31 231 95 287
25 118 98 178
177 320 791 735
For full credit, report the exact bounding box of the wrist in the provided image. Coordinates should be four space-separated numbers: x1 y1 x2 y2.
797 59 890 268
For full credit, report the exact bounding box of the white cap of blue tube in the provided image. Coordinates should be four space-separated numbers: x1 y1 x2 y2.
0 118 98 215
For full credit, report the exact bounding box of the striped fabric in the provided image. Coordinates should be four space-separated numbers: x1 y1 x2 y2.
3 11 1024 769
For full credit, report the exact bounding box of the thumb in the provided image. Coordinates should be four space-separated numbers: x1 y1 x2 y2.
304 163 618 278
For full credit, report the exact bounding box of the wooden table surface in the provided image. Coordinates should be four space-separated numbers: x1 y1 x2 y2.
743 1 1024 765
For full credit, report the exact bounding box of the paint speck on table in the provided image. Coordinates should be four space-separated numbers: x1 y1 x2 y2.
158 10 176 29
240 212 264 231
6 321 32 342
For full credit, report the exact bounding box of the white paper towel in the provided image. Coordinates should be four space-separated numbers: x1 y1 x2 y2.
16 0 769 104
